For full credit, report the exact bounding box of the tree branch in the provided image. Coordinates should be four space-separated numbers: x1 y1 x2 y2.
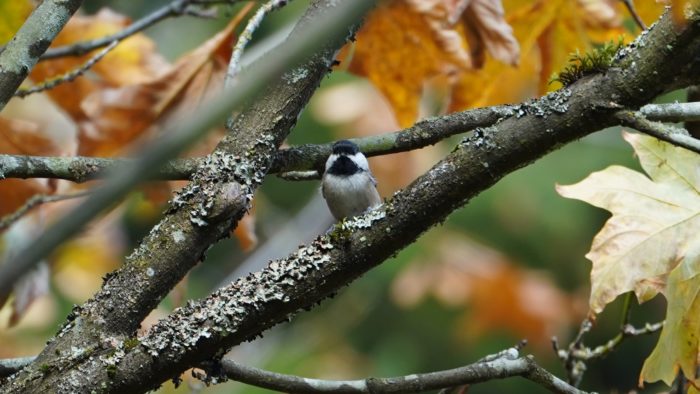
0 191 90 231
5 101 700 183
0 155 198 183
225 0 290 86
552 293 664 386
619 0 647 30
0 104 517 182
639 102 700 122
37 0 242 60
0 346 587 394
0 0 84 110
213 350 587 394
14 41 118 98
616 110 700 153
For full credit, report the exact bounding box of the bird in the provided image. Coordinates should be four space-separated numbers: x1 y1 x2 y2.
321 140 381 221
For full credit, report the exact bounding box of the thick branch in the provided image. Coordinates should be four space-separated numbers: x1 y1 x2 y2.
0 0 84 110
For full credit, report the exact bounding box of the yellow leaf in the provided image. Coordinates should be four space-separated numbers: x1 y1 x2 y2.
641 268 700 387
631 0 668 26
0 0 32 44
450 0 564 109
557 132 700 313
347 0 471 127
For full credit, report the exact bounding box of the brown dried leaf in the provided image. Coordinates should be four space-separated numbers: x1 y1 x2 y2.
29 9 168 122
0 117 63 216
78 7 252 156
462 0 519 68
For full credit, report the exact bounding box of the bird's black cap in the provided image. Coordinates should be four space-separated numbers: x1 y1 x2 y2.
332 140 359 155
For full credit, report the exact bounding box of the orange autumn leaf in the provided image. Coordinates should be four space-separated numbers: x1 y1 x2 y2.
391 234 576 348
28 6 253 157
0 117 62 216
632 1 667 27
346 0 506 127
349 0 633 125
29 9 168 123
77 5 252 156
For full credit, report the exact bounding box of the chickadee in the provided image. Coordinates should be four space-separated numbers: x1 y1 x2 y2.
322 140 381 221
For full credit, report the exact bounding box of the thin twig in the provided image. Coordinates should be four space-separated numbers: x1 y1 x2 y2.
570 321 664 360
0 191 91 231
276 170 319 180
616 110 700 154
619 0 648 30
552 293 664 387
208 347 588 394
14 41 118 98
38 0 243 60
225 0 290 87
640 102 700 122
